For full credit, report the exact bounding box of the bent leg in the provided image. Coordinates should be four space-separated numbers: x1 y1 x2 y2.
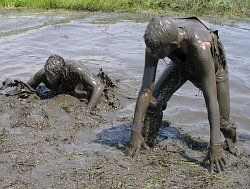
142 62 186 147
216 66 240 156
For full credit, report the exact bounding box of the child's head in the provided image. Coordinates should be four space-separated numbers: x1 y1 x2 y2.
44 55 66 85
144 16 178 58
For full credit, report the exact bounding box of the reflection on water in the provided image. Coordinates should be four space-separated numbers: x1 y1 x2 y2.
0 9 249 151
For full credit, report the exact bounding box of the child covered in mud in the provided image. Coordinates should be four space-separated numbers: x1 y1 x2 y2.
27 55 104 110
128 16 239 173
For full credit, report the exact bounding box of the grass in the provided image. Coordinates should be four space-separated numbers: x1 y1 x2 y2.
0 0 249 18
62 104 72 113
143 171 170 189
0 131 9 142
204 173 223 187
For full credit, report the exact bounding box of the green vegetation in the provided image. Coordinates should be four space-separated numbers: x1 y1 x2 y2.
0 0 249 18
204 173 223 187
68 151 87 160
0 131 9 142
143 171 170 189
62 104 72 113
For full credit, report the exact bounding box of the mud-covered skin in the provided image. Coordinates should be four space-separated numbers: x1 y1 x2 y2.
28 55 104 110
128 85 153 155
128 16 239 172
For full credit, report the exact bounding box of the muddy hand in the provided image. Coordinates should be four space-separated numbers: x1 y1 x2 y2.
209 144 227 173
128 133 149 157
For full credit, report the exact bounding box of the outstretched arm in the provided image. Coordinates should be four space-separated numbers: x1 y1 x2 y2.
77 67 104 110
27 68 46 89
128 48 158 156
194 42 227 172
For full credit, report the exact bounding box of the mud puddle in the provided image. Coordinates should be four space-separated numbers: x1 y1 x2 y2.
0 86 249 188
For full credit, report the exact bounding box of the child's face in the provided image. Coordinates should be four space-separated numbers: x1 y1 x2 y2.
45 71 60 85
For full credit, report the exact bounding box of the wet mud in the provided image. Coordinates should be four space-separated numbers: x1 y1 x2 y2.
0 9 249 189
0 82 249 188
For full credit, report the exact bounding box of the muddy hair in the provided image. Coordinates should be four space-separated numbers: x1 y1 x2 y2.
144 16 178 50
44 55 66 79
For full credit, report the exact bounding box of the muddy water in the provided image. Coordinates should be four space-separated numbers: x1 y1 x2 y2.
0 8 249 153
